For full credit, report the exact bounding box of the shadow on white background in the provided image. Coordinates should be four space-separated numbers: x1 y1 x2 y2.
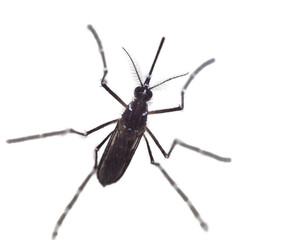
1 1 284 240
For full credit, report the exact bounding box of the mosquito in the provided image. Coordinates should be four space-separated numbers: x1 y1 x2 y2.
7 25 231 239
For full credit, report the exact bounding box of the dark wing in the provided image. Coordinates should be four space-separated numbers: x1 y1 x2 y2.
97 126 143 186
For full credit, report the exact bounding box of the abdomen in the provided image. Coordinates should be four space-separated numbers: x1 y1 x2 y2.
97 125 144 186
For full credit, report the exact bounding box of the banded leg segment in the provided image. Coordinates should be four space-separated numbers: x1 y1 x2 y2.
6 119 118 144
143 135 208 231
146 127 231 162
149 58 215 115
52 131 114 239
87 25 127 107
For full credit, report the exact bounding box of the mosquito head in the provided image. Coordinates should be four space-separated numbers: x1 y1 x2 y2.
134 85 153 101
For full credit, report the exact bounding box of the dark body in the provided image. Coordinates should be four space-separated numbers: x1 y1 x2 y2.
97 99 148 186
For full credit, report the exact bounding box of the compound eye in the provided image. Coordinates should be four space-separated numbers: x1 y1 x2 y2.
134 87 143 98
145 89 152 100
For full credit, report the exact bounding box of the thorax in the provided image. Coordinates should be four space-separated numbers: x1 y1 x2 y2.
119 99 148 134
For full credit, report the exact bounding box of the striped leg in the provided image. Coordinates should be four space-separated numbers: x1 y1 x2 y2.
148 58 215 115
52 168 96 239
52 131 113 239
143 135 208 231
87 25 127 108
7 119 117 144
146 127 231 162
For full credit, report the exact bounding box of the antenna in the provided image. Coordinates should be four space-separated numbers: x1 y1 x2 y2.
144 37 165 85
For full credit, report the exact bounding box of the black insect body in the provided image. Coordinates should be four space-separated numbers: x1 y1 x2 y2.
7 25 231 239
98 98 148 186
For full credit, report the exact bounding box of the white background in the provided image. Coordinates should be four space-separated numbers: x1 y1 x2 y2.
1 1 285 240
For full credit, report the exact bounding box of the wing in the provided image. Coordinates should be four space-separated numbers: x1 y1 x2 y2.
97 125 143 186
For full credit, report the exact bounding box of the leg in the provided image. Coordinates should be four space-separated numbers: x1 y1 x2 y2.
87 25 127 107
52 131 113 239
143 135 208 231
146 127 231 162
148 58 215 115
6 119 118 144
